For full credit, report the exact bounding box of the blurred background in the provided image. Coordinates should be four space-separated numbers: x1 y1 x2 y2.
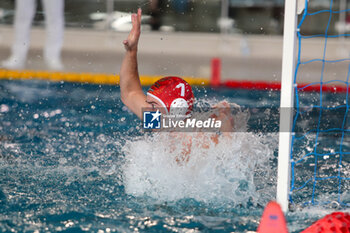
0 0 349 82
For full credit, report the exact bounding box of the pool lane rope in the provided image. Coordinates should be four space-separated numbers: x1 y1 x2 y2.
0 69 208 86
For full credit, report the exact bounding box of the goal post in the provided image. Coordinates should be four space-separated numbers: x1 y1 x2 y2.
276 0 300 212
277 0 350 212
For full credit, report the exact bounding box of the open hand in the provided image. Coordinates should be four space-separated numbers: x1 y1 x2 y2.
123 8 142 52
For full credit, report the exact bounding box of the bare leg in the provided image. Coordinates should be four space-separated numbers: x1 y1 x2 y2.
2 0 36 69
42 0 64 70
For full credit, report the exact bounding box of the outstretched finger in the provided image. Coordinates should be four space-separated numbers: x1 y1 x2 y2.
137 8 142 23
131 13 137 29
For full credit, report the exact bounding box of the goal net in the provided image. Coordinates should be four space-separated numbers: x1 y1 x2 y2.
277 0 350 211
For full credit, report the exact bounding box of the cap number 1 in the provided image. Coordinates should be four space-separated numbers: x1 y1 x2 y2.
176 83 185 97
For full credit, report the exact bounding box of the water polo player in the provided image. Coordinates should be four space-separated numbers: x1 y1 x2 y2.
120 8 234 134
119 9 194 120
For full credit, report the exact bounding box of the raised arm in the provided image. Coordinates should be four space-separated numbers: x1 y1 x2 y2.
120 9 150 119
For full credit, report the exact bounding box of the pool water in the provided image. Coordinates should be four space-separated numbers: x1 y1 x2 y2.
0 79 347 232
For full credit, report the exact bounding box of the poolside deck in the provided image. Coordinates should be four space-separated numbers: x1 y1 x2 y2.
0 25 349 83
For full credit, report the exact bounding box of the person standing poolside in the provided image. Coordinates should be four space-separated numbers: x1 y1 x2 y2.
2 0 64 70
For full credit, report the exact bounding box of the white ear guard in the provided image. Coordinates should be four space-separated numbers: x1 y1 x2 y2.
169 98 189 117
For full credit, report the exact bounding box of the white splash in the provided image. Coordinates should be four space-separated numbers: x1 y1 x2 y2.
0 104 9 113
122 104 277 205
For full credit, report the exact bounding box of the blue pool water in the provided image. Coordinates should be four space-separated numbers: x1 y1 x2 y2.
0 79 346 232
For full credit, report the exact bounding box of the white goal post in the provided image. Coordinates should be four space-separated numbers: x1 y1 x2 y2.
276 0 301 212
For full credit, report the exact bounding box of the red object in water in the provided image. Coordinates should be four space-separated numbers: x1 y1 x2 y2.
301 212 350 233
257 201 289 233
221 79 350 93
224 80 281 90
211 58 221 87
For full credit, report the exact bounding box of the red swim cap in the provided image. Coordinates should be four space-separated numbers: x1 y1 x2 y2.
147 76 194 115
